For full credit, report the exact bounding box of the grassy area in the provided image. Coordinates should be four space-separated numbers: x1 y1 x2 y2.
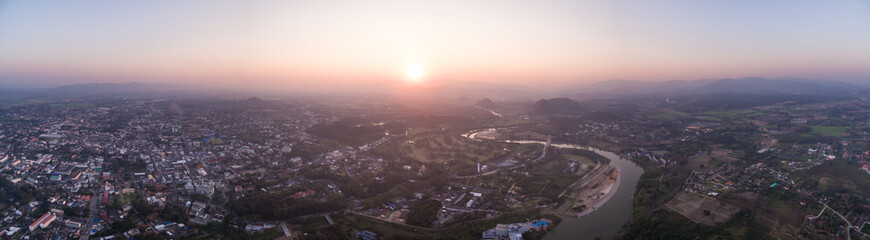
505 130 549 141
407 127 440 136
116 192 139 205
399 133 527 165
798 158 870 196
687 154 720 170
562 153 595 166
703 108 755 118
650 111 688 120
513 154 582 199
750 192 807 239
807 125 851 137
297 217 330 232
486 117 538 128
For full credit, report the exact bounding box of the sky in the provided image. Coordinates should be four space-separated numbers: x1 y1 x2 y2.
1 0 869 92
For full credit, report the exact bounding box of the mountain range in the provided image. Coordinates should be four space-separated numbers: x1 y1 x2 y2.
45 77 868 100
562 77 867 99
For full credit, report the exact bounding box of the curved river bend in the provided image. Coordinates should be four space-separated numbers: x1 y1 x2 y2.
464 132 644 240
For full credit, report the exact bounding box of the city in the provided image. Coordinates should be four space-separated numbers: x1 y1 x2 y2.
1 1 869 239
0 90 868 239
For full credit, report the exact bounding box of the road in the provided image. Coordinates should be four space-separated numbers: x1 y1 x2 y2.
79 190 101 240
324 213 335 225
280 222 291 237
454 136 551 179
812 205 827 219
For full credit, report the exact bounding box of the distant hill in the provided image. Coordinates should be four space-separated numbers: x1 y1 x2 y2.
54 82 187 93
47 77 867 99
51 82 224 96
244 96 266 104
694 77 857 95
475 98 497 109
532 97 586 115
564 77 868 99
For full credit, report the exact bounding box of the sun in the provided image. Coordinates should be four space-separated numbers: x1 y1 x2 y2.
405 64 424 81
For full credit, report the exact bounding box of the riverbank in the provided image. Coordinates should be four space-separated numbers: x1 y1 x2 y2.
463 129 625 219
544 148 643 240
461 128 644 240
576 164 621 218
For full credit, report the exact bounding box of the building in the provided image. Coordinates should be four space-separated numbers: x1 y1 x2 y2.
292 189 315 198
64 220 83 229
355 230 378 240
38 133 63 140
29 212 57 231
482 218 552 240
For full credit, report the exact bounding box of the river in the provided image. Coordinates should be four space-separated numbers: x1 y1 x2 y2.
464 131 644 240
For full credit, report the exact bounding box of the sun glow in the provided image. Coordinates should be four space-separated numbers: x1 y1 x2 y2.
405 64 424 82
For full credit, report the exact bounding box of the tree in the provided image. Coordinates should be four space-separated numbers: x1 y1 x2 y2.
406 199 441 227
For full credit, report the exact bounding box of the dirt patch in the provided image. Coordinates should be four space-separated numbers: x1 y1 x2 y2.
665 191 741 226
710 149 744 162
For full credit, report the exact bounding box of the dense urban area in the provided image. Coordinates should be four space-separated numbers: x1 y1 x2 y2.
1 90 870 240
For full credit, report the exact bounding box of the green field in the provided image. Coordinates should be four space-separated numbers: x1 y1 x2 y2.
797 159 870 196
116 192 139 205
650 111 688 120
687 154 722 170
703 108 755 119
807 125 850 137
398 133 535 165
563 153 595 166
504 130 549 141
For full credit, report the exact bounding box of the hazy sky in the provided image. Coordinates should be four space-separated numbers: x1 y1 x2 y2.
1 0 869 91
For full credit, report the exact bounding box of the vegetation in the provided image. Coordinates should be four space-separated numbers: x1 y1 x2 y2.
798 158 870 195
0 177 34 205
807 125 850 137
230 190 345 220
308 118 406 146
406 199 442 227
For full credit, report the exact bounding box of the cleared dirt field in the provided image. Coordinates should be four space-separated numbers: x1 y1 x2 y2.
710 149 744 162
665 191 741 226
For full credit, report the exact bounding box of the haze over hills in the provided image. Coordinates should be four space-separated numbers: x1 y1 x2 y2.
50 82 210 95
562 77 868 99
43 77 870 102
